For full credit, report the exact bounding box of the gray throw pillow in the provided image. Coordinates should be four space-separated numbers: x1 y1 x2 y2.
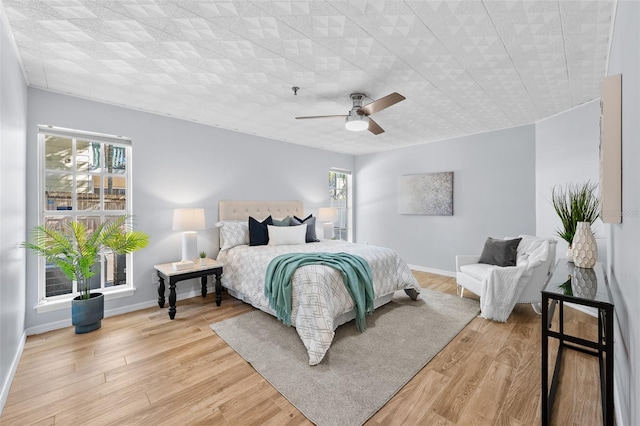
272 216 292 226
478 237 522 267
291 215 319 242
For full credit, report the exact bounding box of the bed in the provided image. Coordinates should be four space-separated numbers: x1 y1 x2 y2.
215 200 421 365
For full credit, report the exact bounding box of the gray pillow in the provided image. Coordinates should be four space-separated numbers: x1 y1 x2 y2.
291 215 319 243
272 216 292 226
478 237 522 267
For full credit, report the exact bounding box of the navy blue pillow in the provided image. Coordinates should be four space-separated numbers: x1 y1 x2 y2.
292 215 319 243
249 216 273 246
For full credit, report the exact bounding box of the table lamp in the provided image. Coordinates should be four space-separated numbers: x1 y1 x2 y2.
172 208 206 263
318 207 338 240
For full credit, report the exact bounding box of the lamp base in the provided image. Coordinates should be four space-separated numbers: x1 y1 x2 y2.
182 231 198 261
323 222 334 240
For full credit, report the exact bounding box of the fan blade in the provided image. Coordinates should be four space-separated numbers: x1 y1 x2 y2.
368 118 384 135
358 92 405 116
295 115 347 120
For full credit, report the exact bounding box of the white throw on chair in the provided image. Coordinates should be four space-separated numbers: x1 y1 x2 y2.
456 235 557 322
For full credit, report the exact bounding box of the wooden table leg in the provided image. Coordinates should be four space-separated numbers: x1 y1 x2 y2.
201 276 207 298
157 275 165 308
214 269 222 306
169 280 177 320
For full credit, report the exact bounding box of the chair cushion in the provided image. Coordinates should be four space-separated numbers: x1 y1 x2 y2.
459 263 498 282
479 237 522 267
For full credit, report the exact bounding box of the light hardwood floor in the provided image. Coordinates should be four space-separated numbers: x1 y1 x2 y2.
1 272 602 425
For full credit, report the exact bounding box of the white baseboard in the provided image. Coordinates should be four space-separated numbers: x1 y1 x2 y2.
26 318 73 336
25 285 216 336
0 331 26 416
104 299 161 319
408 264 456 278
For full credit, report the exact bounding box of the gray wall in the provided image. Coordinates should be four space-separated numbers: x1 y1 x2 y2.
535 100 605 260
354 125 537 273
25 88 353 332
606 1 640 424
0 14 28 413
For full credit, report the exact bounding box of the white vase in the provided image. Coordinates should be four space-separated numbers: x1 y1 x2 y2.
565 244 574 263
571 222 597 268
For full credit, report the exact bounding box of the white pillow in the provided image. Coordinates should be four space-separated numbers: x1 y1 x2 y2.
267 224 307 246
219 221 249 250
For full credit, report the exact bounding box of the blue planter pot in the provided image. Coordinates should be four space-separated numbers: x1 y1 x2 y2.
71 293 104 334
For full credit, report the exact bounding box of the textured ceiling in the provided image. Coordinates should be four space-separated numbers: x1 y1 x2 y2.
2 0 616 155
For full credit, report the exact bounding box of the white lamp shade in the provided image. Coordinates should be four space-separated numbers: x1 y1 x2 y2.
318 207 338 222
172 208 206 231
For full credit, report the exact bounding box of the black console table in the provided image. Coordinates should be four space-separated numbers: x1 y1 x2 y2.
541 260 614 425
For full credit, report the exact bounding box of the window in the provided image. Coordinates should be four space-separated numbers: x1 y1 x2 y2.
38 126 133 304
329 168 352 241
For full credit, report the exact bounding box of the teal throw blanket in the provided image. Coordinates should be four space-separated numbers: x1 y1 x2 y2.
264 252 375 332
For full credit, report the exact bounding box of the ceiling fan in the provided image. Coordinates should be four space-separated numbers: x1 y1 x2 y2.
295 92 406 135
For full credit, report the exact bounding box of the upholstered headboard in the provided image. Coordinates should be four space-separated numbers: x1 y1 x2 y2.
218 200 304 222
217 200 305 249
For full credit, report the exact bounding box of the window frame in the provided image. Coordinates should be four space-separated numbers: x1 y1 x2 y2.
36 125 135 311
329 167 353 242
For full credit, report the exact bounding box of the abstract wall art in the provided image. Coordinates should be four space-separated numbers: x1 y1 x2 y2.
398 172 454 215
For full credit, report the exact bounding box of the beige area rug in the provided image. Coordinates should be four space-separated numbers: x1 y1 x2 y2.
210 288 479 426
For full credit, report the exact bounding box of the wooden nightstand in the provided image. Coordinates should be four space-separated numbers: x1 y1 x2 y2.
153 260 224 319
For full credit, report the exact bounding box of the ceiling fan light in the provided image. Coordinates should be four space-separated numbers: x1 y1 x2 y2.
345 115 369 131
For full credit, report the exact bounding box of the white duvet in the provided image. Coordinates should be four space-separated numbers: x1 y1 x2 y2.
216 240 421 365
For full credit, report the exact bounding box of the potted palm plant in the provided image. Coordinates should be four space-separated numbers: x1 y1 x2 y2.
22 215 149 333
551 181 599 261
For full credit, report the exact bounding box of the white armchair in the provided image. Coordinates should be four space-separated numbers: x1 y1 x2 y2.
456 236 557 318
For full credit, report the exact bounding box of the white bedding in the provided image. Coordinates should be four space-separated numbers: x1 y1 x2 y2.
216 240 421 365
